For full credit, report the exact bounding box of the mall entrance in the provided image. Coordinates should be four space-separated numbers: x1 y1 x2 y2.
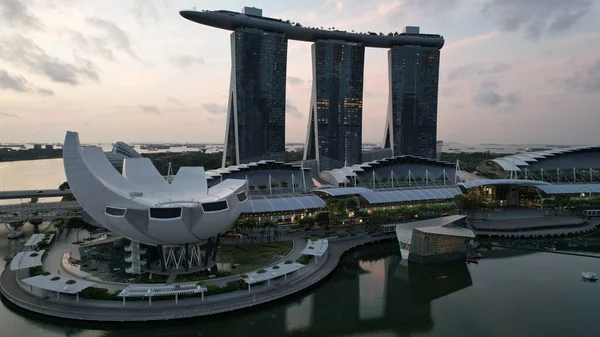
468 185 542 209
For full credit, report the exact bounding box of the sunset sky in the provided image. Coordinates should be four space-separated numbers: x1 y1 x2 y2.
1 0 599 145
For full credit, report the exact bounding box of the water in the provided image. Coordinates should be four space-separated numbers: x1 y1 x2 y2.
1 236 600 336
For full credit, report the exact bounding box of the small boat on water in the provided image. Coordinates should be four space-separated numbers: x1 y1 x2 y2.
465 257 479 264
581 272 598 281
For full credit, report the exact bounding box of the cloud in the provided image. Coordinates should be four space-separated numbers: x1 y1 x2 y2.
473 81 521 110
0 69 54 96
203 103 226 115
0 69 29 92
0 36 100 85
447 62 511 82
0 0 44 30
444 31 499 50
36 87 55 96
383 0 461 23
286 102 302 118
140 105 161 114
481 0 594 40
66 29 116 61
171 55 205 69
167 96 184 105
563 57 600 93
132 0 167 25
86 17 138 59
0 111 20 119
287 76 304 86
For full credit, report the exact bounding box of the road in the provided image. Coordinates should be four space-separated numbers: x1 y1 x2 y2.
0 189 72 200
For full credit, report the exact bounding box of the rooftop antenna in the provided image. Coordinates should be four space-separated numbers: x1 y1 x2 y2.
454 160 461 184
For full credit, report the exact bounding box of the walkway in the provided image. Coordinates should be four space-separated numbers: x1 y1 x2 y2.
54 232 307 291
0 234 394 321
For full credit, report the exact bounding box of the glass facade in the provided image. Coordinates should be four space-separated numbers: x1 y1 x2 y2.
305 40 365 171
385 46 440 159
224 28 288 166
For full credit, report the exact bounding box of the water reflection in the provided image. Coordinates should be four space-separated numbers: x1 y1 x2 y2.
43 243 473 337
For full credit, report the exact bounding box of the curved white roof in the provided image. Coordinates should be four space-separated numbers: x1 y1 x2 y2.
482 145 600 172
511 155 537 162
63 131 248 245
491 159 521 172
502 156 530 166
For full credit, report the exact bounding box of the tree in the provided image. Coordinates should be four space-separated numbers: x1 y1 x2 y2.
280 182 288 188
554 195 571 212
453 194 482 219
258 185 267 191
66 217 98 241
345 199 358 212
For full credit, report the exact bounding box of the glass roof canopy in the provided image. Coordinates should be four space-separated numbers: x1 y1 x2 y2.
314 187 461 204
242 195 326 213
536 184 600 195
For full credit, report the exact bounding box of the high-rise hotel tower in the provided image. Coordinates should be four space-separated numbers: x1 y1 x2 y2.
180 9 444 170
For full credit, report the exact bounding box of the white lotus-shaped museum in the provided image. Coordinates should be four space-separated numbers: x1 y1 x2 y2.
63 131 248 246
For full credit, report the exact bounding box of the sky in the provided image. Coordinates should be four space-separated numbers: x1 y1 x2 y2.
0 0 599 145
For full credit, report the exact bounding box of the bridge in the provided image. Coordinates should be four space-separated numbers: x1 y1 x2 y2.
0 189 73 200
0 201 81 224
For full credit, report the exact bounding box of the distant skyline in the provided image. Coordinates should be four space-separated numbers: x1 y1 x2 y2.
1 0 599 144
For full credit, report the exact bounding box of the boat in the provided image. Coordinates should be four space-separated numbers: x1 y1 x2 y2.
465 257 479 264
581 272 598 280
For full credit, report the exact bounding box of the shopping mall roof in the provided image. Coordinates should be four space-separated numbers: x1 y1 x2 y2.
319 156 455 185
479 146 600 172
535 183 600 195
314 186 461 204
457 179 550 189
242 195 326 213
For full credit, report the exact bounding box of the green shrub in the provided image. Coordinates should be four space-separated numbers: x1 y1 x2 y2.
42 272 51 276
29 253 39 257
72 241 83 245
205 284 222 295
284 260 293 264
240 274 248 279
257 269 267 274
65 280 76 284
308 247 314 249
296 254 312 265
80 287 120 300
29 266 45 277
50 276 60 281
196 281 206 286
272 265 280 269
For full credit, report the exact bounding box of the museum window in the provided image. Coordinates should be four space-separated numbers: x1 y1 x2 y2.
105 207 126 217
237 191 248 202
149 207 182 219
202 200 229 212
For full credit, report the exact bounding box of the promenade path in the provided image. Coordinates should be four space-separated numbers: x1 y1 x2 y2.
1 234 395 321
49 231 308 292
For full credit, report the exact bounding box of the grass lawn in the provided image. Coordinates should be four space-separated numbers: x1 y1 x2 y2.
217 241 293 274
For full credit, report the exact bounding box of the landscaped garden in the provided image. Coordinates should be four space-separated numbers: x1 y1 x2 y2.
217 241 293 274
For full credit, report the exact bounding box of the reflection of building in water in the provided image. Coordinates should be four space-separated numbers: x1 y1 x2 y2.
283 248 472 337
393 257 473 303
